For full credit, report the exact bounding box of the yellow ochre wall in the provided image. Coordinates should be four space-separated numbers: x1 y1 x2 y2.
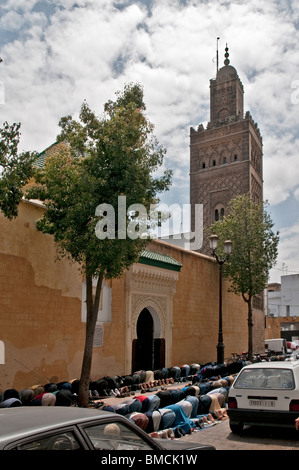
0 200 84 390
0 200 263 392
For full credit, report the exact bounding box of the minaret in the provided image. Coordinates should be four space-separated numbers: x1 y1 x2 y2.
190 45 263 254
210 45 244 122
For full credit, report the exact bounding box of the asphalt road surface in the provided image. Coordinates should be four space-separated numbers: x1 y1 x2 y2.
181 417 299 450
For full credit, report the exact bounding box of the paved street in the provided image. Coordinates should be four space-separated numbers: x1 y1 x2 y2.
181 417 299 450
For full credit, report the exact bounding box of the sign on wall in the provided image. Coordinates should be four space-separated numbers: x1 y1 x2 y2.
93 324 103 347
0 341 4 364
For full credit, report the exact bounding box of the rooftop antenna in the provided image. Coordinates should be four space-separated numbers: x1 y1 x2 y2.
216 37 220 72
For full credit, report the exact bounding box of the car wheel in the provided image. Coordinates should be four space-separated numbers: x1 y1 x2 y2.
229 422 244 434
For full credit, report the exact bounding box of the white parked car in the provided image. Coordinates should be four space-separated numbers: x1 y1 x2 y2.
227 361 299 433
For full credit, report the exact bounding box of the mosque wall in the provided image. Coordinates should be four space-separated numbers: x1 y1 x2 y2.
0 201 263 392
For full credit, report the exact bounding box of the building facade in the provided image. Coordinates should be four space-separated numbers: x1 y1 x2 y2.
266 275 299 341
190 46 263 254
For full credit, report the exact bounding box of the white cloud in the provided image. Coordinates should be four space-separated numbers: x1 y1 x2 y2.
270 221 299 283
2 0 40 11
1 11 25 30
263 134 299 205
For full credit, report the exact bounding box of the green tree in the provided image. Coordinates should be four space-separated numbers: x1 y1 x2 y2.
210 194 279 361
26 83 172 406
0 121 36 218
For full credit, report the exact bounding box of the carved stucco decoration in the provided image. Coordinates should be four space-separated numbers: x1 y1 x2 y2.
126 263 179 344
127 263 178 294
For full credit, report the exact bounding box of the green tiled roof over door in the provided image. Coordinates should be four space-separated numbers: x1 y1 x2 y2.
139 250 182 272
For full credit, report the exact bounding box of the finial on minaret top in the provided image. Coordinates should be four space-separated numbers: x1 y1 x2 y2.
224 44 230 66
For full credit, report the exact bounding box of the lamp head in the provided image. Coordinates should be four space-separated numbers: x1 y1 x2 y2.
209 233 219 251
224 239 232 255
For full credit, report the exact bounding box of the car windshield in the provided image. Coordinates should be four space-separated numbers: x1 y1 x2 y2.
84 422 154 450
234 367 295 390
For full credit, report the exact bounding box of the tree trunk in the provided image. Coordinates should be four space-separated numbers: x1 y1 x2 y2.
78 273 103 407
247 296 253 362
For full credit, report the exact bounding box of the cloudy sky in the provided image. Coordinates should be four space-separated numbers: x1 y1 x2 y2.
0 0 298 283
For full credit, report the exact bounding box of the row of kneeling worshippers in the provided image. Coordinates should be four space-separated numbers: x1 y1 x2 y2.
0 376 234 438
98 378 235 438
0 378 235 439
0 360 245 406
0 361 244 431
88 360 245 398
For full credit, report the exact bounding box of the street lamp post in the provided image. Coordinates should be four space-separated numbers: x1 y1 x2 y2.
209 234 232 364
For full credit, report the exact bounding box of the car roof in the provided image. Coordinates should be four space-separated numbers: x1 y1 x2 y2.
240 360 299 370
0 407 119 442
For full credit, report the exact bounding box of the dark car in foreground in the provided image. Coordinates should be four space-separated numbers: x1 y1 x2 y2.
0 406 215 450
227 360 299 434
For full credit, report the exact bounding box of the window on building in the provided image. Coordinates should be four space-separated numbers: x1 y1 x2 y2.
81 279 112 325
202 162 205 169
213 160 216 166
214 207 224 221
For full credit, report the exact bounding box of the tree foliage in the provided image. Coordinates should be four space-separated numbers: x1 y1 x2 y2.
26 82 172 405
0 121 36 219
210 194 279 359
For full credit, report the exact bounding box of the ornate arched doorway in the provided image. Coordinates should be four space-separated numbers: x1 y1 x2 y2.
125 252 181 375
131 307 165 372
